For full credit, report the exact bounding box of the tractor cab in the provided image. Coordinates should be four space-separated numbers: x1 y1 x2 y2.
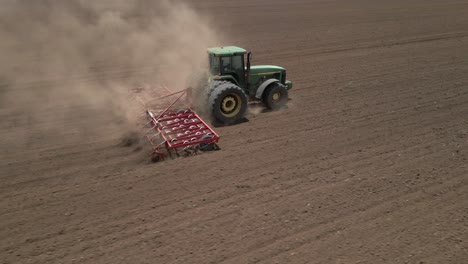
208 46 248 88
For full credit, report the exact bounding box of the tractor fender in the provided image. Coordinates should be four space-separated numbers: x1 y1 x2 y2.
255 78 280 99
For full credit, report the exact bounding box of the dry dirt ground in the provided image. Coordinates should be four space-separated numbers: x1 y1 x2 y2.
1 0 468 263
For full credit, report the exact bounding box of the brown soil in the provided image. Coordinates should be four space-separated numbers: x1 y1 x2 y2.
1 0 467 263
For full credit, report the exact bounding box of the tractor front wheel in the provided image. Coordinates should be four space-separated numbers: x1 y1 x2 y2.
209 83 248 124
263 83 288 110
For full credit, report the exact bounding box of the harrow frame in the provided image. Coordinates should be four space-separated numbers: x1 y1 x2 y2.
134 86 220 162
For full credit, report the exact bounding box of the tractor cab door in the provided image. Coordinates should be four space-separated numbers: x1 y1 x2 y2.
220 55 245 87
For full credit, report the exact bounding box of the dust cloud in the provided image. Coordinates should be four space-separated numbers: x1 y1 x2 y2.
0 0 220 151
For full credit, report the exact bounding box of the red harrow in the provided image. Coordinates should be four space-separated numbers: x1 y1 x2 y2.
131 85 220 162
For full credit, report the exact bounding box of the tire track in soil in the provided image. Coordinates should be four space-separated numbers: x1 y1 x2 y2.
265 190 467 264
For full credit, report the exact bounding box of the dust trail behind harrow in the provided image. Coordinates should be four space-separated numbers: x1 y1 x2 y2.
130 84 220 162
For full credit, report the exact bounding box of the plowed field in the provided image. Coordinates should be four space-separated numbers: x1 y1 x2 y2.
1 0 467 263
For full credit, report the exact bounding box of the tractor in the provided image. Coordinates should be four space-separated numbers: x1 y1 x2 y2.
204 46 293 124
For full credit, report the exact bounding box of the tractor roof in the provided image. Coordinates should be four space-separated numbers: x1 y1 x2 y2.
207 46 247 56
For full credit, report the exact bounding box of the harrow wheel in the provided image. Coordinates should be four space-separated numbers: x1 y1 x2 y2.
209 82 247 124
263 83 288 110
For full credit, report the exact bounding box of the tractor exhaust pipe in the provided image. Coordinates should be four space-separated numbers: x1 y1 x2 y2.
246 51 252 89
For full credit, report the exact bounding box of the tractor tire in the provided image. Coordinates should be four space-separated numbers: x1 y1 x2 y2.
193 80 225 115
263 83 288 110
206 80 228 98
209 82 248 124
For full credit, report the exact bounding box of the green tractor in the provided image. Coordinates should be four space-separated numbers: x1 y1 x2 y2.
204 46 293 124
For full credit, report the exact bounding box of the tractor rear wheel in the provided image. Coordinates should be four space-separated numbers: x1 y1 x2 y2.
206 80 228 98
209 82 248 124
263 83 288 110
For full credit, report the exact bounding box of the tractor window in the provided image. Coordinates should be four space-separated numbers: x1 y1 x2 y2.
232 55 243 72
220 56 232 73
209 55 220 75
219 55 245 85
221 55 244 74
